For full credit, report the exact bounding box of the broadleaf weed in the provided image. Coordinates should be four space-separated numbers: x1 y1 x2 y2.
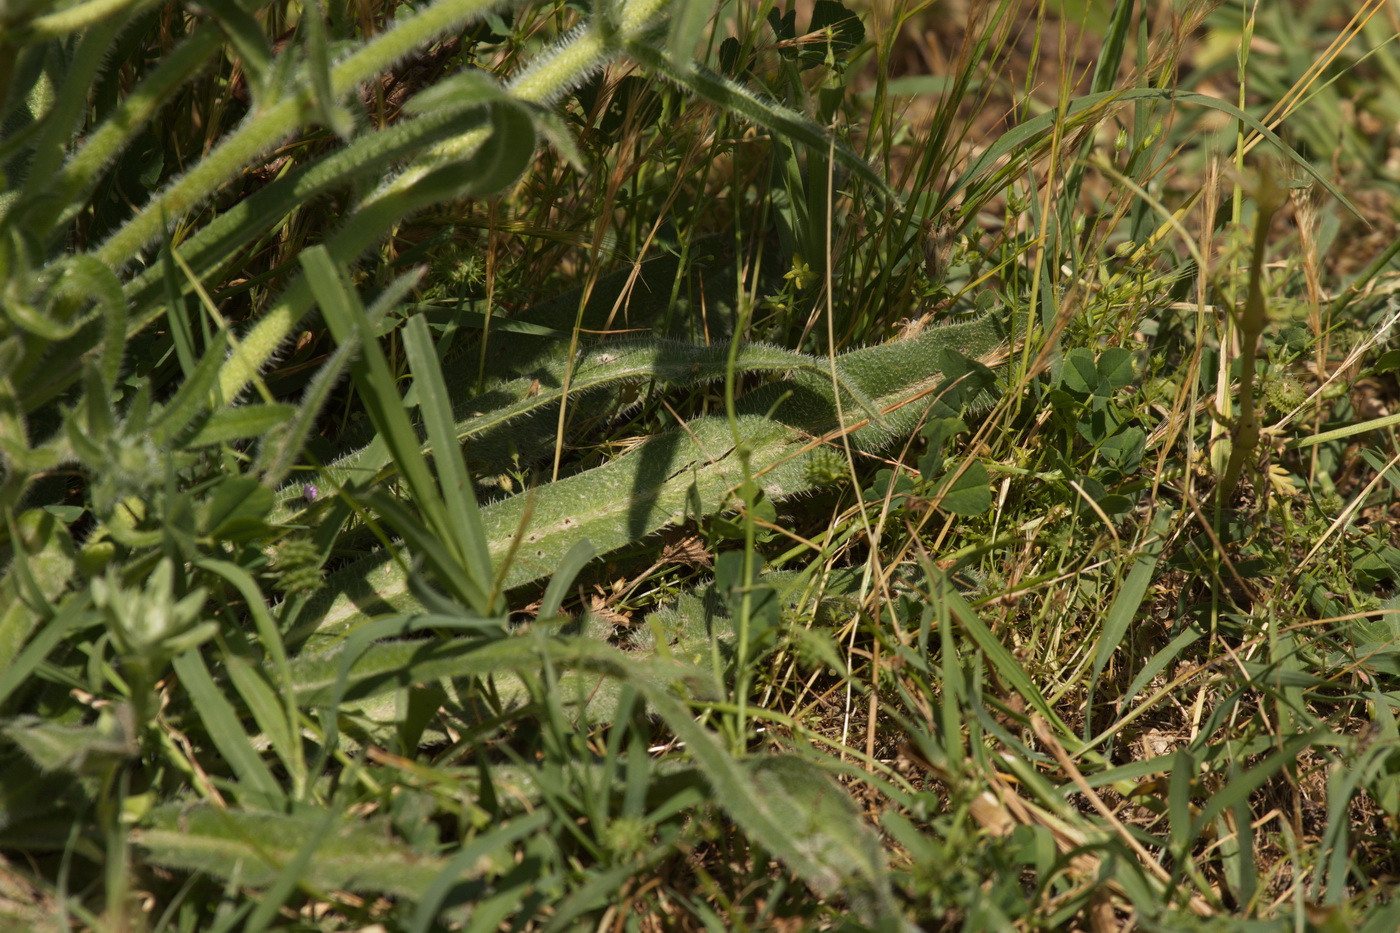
3 0 1400 929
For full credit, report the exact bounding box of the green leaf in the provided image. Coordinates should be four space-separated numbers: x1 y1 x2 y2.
171 650 284 809
805 0 865 65
743 755 888 894
1339 598 1400 676
643 693 897 925
184 403 296 448
538 538 597 620
198 0 275 100
0 595 92 711
933 459 991 516
407 101 537 202
201 477 274 541
767 6 796 42
624 41 894 200
1372 348 1400 375
133 803 467 897
918 416 966 482
1 714 133 777
1097 346 1134 390
1089 508 1172 699
1060 348 1099 395
224 655 298 781
1098 427 1145 471
932 346 997 409
402 313 497 616
147 330 230 446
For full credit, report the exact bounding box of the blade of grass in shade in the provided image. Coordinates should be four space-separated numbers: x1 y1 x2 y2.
1315 738 1388 902
540 863 647 933
119 104 490 325
1168 746 1217 905
1361 447 1400 493
13 24 115 221
1224 767 1259 909
643 689 835 888
19 24 220 224
301 246 444 524
222 655 299 788
946 88 1360 221
258 266 419 485
147 331 228 446
170 650 284 809
1191 732 1321 844
1363 899 1400 933
402 314 498 615
624 42 895 201
257 272 412 484
196 0 274 97
1086 507 1173 738
1078 627 1202 754
301 613 508 768
932 602 969 781
1058 0 1135 212
256 336 358 485
302 0 355 140
196 559 294 694
293 629 702 709
93 0 503 270
538 539 598 620
359 489 493 614
407 810 552 933
185 404 295 448
915 550 1076 749
160 242 199 378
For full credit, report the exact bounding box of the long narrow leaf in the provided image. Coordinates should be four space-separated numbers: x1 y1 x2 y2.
171 650 284 808
1087 507 1174 721
402 314 497 615
626 41 895 200
302 246 450 534
946 88 1360 220
134 803 449 897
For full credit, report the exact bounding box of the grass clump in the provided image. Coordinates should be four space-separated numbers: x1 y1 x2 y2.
3 0 1400 929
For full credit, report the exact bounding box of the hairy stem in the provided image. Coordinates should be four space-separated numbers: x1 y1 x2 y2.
1217 166 1284 505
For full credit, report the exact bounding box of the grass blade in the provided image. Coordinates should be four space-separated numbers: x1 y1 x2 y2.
170 650 284 809
401 314 497 615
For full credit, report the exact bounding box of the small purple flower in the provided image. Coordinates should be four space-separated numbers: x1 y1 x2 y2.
303 483 319 502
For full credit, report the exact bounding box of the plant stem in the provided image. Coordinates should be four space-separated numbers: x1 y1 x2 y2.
94 0 502 269
1216 165 1284 506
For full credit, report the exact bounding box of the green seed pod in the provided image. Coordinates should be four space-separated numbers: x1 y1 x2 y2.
802 446 847 486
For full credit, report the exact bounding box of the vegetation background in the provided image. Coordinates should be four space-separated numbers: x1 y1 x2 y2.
2 0 1400 929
